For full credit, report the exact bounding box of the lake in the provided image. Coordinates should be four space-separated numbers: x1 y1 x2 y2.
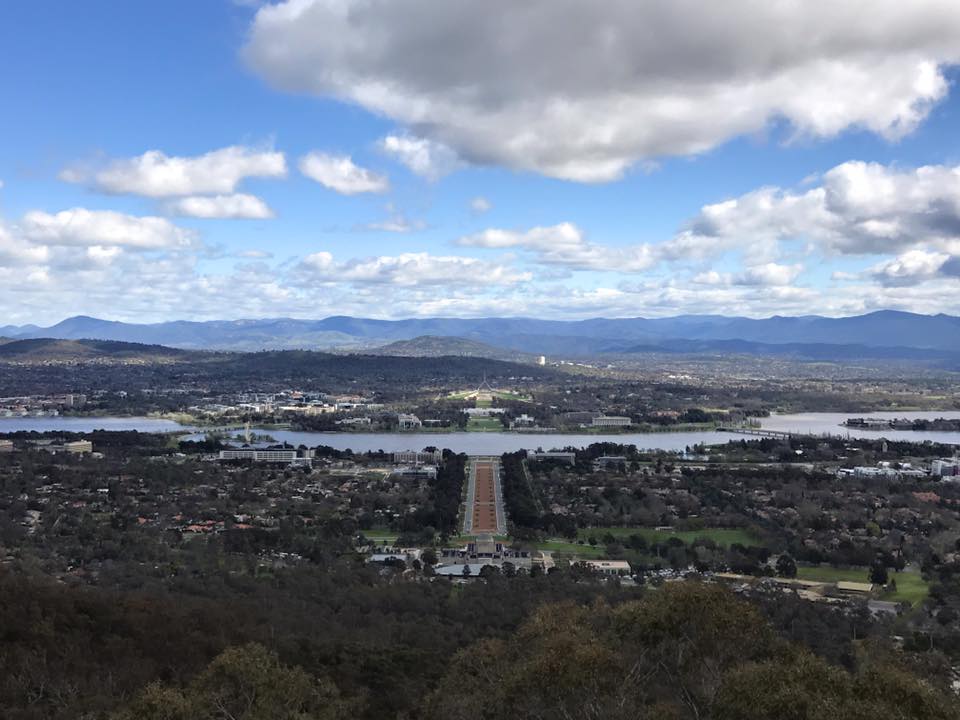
2 411 959 453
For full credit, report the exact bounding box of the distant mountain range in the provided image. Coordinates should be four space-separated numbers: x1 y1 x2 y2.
2 311 959 362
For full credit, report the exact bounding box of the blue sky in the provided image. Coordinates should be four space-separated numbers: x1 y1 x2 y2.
2 1 960 324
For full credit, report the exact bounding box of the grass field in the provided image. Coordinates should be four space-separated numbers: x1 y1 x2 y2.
575 527 761 547
797 565 929 605
466 416 504 431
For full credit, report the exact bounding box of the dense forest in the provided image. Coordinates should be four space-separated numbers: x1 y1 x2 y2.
2 568 957 720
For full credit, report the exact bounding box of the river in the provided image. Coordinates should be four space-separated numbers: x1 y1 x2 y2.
2 411 959 453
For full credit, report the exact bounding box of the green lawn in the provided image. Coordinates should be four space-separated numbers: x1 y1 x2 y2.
466 416 504 431
362 529 399 542
797 565 929 605
575 527 761 547
884 572 929 605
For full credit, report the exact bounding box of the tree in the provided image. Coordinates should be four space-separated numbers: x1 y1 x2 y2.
870 561 889 586
775 554 797 578
479 564 501 579
113 643 348 720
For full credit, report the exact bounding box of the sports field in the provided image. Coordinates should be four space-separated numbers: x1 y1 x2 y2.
797 566 929 605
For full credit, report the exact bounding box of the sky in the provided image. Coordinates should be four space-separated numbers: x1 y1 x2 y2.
3 0 960 325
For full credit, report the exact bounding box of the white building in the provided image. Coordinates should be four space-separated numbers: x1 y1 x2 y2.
526 450 576 464
932 459 960 477
218 448 312 467
397 413 422 429
0 439 12 452
393 450 442 464
591 415 632 427
583 560 632 576
464 407 506 417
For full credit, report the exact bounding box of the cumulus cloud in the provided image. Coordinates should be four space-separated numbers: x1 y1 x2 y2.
19 208 194 249
868 249 950 286
298 152 389 194
458 222 657 272
683 161 960 257
165 193 275 219
0 222 50 266
733 263 804 287
692 263 804 287
298 251 530 286
65 146 287 197
379 134 459 180
245 0 960 181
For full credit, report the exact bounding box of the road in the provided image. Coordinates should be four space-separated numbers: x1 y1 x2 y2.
462 456 506 535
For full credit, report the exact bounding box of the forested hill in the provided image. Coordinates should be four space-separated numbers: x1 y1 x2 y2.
369 335 537 362
0 342 558 396
0 338 194 362
3 573 955 720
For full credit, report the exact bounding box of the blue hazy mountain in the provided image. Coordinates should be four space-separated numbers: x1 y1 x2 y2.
2 310 959 356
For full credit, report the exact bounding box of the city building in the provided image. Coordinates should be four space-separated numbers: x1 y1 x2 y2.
583 560 632 576
393 450 442 464
392 466 438 480
591 415 632 427
592 455 628 471
62 440 93 454
932 459 960 477
218 448 313 467
0 439 13 452
397 413 422 429
526 450 576 465
510 413 537 428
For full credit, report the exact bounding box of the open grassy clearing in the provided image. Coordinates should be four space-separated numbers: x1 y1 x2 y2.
796 565 929 605
576 527 761 547
466 416 504 431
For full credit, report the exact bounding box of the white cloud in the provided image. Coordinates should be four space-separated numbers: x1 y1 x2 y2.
19 208 194 249
66 146 287 197
458 222 657 272
379 134 460 180
166 193 275 219
868 249 950 286
734 263 804 287
470 196 492 213
299 251 529 286
683 161 960 257
0 222 50 265
245 0 960 181
359 203 426 233
298 152 389 194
